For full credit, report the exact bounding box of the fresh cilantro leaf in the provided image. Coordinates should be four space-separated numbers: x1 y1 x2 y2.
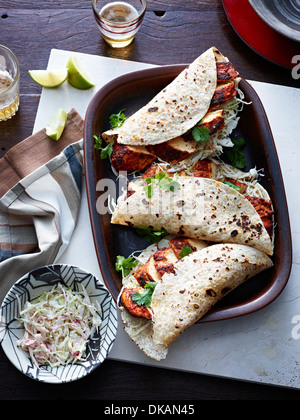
93 134 113 159
232 137 245 149
226 137 246 169
192 125 210 143
157 172 181 192
167 179 181 192
135 227 168 243
100 143 113 159
155 172 167 181
132 282 157 307
109 109 127 128
93 134 102 150
143 173 181 198
115 255 138 277
143 176 154 198
178 245 194 258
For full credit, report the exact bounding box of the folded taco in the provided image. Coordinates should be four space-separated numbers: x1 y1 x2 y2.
118 238 273 360
111 159 274 256
102 46 243 172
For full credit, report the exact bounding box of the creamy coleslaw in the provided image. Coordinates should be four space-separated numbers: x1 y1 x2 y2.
17 283 102 368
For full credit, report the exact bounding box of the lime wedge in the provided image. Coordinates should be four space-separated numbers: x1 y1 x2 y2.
28 68 68 88
46 108 68 141
66 55 95 90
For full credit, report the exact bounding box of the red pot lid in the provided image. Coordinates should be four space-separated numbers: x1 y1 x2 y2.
222 0 300 69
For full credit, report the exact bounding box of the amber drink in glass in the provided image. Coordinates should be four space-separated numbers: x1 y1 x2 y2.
0 45 20 121
92 0 147 48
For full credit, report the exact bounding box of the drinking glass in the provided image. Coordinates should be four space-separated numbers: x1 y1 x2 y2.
92 0 147 48
0 45 20 121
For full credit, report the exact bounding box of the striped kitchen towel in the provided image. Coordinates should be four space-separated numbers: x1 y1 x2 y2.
0 108 84 304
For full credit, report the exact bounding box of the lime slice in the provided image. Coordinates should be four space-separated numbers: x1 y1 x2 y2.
46 108 68 141
28 68 68 88
66 55 95 90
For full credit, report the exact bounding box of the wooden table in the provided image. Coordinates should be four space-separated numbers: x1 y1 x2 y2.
1 0 300 401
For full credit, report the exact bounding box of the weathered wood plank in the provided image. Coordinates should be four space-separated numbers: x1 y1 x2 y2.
1 0 212 11
0 7 297 91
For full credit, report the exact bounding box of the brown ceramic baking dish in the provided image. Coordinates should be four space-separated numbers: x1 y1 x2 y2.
83 65 292 322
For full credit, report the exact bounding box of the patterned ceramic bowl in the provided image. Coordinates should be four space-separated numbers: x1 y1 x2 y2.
0 264 118 384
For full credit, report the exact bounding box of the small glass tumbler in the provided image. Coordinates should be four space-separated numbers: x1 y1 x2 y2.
0 45 20 121
92 0 147 48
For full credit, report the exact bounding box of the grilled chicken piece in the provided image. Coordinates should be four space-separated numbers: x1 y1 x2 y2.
200 110 225 135
168 237 208 259
152 247 178 276
142 164 162 179
245 195 274 238
216 61 239 82
147 136 197 163
111 142 156 172
120 287 152 319
193 159 217 179
183 110 225 142
209 81 237 111
142 164 187 180
134 247 178 287
134 255 162 286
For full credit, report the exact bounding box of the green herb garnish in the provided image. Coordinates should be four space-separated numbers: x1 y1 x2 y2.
109 109 127 128
226 137 246 169
135 227 168 243
178 245 194 258
143 172 181 198
132 282 157 307
220 176 241 191
93 134 113 159
192 124 210 143
115 255 138 277
144 176 155 198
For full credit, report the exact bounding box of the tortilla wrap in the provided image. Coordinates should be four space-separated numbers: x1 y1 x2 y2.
102 47 218 146
111 176 274 255
119 242 273 360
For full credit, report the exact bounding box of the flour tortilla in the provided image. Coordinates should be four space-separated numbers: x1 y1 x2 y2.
102 47 219 146
119 242 273 360
151 243 273 346
111 176 274 256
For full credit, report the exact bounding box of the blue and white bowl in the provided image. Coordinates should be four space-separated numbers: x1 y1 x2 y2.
0 264 118 384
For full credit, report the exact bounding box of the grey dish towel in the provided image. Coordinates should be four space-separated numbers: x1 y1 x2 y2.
0 108 84 303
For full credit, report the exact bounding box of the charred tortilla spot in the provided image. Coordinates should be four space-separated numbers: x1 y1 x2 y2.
176 200 185 207
178 226 185 235
231 229 238 237
206 289 217 297
148 106 158 112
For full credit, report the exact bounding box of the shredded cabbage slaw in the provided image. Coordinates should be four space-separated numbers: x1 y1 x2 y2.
17 283 102 368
